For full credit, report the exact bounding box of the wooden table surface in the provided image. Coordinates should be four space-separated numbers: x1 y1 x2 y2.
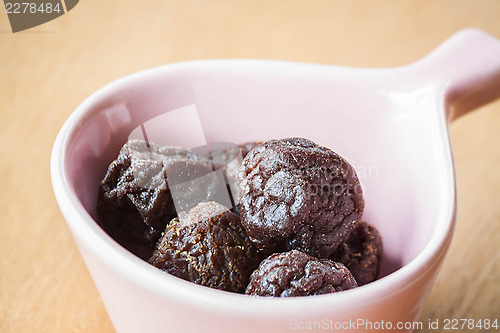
1 1 500 332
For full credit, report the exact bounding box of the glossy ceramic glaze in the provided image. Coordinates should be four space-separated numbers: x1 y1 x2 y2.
51 28 500 333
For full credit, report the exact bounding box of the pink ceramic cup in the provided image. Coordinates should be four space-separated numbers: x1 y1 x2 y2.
51 28 500 333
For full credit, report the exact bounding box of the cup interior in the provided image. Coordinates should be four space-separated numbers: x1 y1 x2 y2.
64 60 455 280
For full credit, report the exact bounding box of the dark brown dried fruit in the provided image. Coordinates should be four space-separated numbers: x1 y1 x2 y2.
245 250 357 297
209 142 261 169
209 142 261 213
239 142 262 159
97 140 218 253
148 202 262 293
329 221 383 286
238 138 364 258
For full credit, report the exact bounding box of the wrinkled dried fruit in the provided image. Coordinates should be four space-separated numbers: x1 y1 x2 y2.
210 142 261 169
209 142 261 213
97 140 218 254
97 137 383 294
239 138 364 258
245 250 357 297
149 202 262 293
330 221 383 286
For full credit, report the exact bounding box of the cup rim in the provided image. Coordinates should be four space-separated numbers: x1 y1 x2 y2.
50 59 457 314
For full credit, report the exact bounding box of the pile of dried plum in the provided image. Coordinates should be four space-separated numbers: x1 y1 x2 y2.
97 137 382 297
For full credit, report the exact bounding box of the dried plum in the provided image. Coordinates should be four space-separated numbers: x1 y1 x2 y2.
148 202 262 293
329 221 382 286
209 142 260 169
209 142 261 213
97 137 383 293
238 138 364 258
245 250 357 297
97 140 219 252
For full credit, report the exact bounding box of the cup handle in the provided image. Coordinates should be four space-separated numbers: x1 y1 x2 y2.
408 28 500 121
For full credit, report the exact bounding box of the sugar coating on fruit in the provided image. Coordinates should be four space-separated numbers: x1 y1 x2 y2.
149 202 261 293
96 140 219 252
245 250 357 297
209 141 261 213
238 137 364 258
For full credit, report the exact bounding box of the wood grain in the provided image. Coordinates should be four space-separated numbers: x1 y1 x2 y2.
1 1 499 332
